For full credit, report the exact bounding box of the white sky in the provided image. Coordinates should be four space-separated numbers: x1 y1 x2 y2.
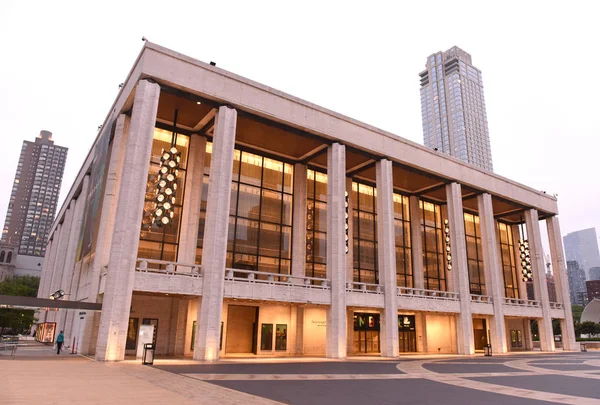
1 0 599 253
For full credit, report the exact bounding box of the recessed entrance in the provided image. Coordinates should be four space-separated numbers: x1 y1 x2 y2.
353 312 380 354
473 318 489 350
398 314 417 353
226 305 259 354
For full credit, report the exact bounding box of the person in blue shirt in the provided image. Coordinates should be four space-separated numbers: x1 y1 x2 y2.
56 331 65 354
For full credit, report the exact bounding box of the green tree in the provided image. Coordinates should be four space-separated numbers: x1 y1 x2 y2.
576 321 600 337
0 276 40 335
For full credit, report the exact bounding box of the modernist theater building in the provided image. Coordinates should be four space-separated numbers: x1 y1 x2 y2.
37 42 578 361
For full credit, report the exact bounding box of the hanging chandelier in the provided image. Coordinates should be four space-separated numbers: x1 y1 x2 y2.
444 219 452 271
153 110 181 228
518 238 532 282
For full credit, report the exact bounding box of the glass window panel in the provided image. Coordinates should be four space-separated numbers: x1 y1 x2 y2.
259 222 281 257
464 214 475 235
394 219 405 246
137 240 162 261
281 226 291 259
280 259 290 275
260 189 282 224
359 212 376 240
313 263 326 280
359 241 376 271
262 157 284 191
313 232 327 264
227 216 236 252
314 201 327 232
237 184 261 220
229 183 238 216
307 170 315 199
314 172 327 201
258 256 279 273
161 243 177 262
283 164 294 194
204 142 213 174
231 148 240 177
466 236 477 259
162 207 182 244
282 194 293 226
239 151 262 186
358 184 375 212
234 218 259 255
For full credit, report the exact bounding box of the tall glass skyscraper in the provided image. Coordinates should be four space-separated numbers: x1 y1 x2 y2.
1 131 67 256
419 46 493 171
563 227 600 280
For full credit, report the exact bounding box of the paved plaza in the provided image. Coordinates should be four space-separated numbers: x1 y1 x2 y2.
2 346 600 405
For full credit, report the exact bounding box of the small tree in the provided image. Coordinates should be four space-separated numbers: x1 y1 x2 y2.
577 321 600 337
0 276 40 335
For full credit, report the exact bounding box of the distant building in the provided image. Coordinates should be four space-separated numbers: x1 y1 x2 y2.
420 46 493 171
566 260 587 305
563 228 600 280
1 131 68 257
546 272 557 303
587 280 600 302
589 266 600 281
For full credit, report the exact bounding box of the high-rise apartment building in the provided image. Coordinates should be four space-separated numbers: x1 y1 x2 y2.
563 228 600 280
1 131 67 256
566 260 587 305
420 46 493 171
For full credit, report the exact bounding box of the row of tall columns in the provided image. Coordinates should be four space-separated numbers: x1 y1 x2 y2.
193 106 237 361
95 79 161 360
80 114 129 355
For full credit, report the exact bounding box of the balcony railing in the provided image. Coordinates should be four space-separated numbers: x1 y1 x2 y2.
470 294 492 303
136 258 202 276
503 297 541 308
346 282 383 294
225 268 330 289
397 287 459 301
549 302 564 310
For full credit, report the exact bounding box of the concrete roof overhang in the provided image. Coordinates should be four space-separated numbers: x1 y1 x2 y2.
0 295 102 311
49 41 558 238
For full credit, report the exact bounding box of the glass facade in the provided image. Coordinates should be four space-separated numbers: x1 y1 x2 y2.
227 150 294 274
464 213 486 295
498 222 520 298
393 193 412 287
138 128 189 263
306 169 327 281
352 182 378 284
420 201 446 291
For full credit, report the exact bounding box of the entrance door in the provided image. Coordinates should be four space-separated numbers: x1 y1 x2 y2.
473 318 488 350
226 305 259 354
353 313 380 354
398 315 417 353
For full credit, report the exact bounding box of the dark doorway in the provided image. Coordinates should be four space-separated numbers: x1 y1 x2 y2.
353 313 380 354
398 315 417 353
473 318 488 350
226 305 259 354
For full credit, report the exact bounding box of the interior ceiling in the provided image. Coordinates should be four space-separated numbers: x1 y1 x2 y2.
154 88 547 223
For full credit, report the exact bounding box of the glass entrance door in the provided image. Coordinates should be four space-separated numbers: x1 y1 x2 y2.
353 313 381 354
398 330 416 352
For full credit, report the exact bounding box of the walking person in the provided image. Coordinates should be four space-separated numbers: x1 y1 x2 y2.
56 330 64 354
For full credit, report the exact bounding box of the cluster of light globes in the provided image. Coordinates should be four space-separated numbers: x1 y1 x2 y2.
518 239 533 282
344 191 349 254
444 219 452 271
153 147 180 227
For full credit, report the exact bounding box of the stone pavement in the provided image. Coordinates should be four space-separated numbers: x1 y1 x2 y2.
0 345 284 405
2 349 600 405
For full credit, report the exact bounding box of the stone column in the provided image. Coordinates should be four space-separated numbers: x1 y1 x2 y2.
376 159 399 357
409 196 424 290
291 163 307 282
546 216 578 351
44 223 63 303
79 114 130 356
194 106 237 361
326 143 347 359
345 177 354 283
511 225 529 300
296 306 304 355
524 209 554 352
95 79 160 361
37 238 53 298
446 182 474 355
178 135 207 265
61 175 90 342
477 193 507 353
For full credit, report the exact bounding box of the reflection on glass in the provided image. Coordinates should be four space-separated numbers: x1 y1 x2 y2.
261 324 273 350
353 182 378 283
498 222 519 298
276 324 287 351
420 200 446 291
464 213 485 295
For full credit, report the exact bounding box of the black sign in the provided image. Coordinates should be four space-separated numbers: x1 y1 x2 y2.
353 313 380 331
398 315 415 331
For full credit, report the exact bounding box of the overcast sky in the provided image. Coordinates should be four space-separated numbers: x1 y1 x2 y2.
1 0 599 253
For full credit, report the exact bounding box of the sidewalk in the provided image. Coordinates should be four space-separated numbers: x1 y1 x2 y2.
0 354 284 405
